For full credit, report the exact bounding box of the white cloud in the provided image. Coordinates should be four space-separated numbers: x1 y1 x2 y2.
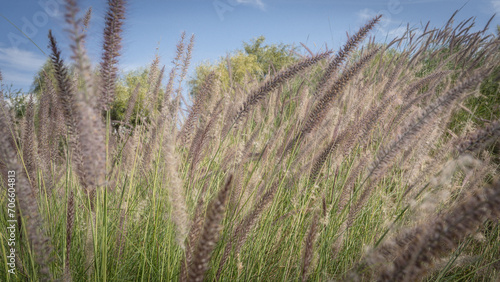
492 0 500 14
0 47 46 91
356 8 424 41
357 8 393 27
0 47 46 72
1 69 36 87
235 0 266 11
388 26 408 38
357 8 376 22
120 62 144 73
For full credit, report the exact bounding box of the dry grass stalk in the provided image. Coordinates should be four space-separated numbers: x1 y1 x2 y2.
123 82 141 124
178 72 216 145
65 0 94 104
144 54 160 111
377 178 500 281
64 190 75 282
82 7 92 31
173 34 195 120
337 154 369 215
1 6 499 281
37 76 52 166
0 103 53 281
455 119 500 155
48 30 77 135
99 0 125 111
64 0 107 200
44 72 66 161
230 51 332 129
48 30 90 198
302 212 320 282
22 96 38 194
142 110 168 173
309 121 343 183
314 15 381 98
142 34 187 171
163 32 186 114
163 123 189 249
287 48 380 154
180 197 206 282
116 209 128 261
188 175 233 282
216 184 277 279
150 65 166 116
368 69 489 182
75 100 107 199
189 98 224 174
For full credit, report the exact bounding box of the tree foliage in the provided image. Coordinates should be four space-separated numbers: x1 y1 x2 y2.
111 68 149 124
30 59 57 95
188 36 297 97
243 35 297 76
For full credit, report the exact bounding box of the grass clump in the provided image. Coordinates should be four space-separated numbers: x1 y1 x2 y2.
1 1 500 281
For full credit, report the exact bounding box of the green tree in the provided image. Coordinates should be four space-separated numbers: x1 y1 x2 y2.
3 88 26 119
243 35 297 76
189 51 262 96
29 60 151 126
188 36 297 97
30 59 56 95
111 67 150 124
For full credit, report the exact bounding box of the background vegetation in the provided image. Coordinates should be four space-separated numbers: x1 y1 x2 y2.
1 1 500 281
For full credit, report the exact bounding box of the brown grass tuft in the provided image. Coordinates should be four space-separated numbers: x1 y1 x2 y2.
99 0 126 111
0 103 53 281
188 175 233 282
377 178 500 281
302 212 320 282
64 190 75 282
229 50 332 130
314 15 381 98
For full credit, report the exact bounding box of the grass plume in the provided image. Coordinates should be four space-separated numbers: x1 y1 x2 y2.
1 6 500 281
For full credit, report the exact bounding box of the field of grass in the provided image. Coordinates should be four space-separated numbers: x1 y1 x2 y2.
1 1 500 281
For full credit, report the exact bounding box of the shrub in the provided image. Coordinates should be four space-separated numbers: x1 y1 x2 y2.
0 2 499 281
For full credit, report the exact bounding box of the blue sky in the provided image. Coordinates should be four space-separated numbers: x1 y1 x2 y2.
0 0 499 93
